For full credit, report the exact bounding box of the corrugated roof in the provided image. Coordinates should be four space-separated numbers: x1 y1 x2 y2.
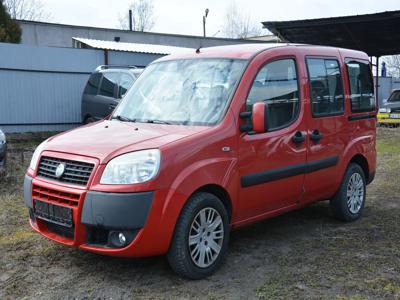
72 37 193 55
262 10 400 57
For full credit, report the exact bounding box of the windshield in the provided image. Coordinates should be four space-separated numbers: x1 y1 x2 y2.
388 90 400 102
112 58 247 126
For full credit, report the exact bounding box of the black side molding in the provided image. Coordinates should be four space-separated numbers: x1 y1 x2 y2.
241 156 339 188
348 114 376 121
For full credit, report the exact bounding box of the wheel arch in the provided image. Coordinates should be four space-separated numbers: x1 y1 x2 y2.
349 154 370 183
191 184 233 222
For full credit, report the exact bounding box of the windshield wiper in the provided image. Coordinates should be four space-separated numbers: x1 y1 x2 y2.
144 119 172 125
111 115 136 122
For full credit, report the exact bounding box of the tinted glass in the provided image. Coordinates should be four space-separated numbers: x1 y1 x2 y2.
388 90 400 102
99 72 119 98
118 74 135 99
83 73 102 95
345 60 375 112
246 59 299 130
114 59 246 126
307 58 344 116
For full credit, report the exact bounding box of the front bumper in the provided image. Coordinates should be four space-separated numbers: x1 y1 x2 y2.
23 175 171 257
377 112 400 124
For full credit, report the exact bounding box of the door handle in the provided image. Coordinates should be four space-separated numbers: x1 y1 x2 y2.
292 131 306 144
310 129 323 143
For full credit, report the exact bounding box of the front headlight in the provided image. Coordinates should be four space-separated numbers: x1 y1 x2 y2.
29 140 47 171
379 108 391 113
100 149 161 184
0 131 5 144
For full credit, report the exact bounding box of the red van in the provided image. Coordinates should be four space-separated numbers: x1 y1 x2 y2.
24 44 376 279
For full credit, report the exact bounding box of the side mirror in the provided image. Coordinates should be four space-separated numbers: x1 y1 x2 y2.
252 102 267 133
383 98 388 104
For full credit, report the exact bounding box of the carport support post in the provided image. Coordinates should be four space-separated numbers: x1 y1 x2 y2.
104 49 109 65
376 56 380 105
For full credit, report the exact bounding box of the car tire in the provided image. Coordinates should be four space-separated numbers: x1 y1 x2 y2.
330 163 366 222
167 192 230 279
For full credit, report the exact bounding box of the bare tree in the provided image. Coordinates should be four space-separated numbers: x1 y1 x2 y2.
221 1 262 39
384 55 400 78
4 0 50 21
118 0 155 32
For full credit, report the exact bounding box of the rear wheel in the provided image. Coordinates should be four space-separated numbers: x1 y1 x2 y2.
330 163 366 221
167 192 230 279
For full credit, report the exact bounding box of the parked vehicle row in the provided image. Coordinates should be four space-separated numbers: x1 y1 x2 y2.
81 65 143 123
24 44 376 279
378 89 400 126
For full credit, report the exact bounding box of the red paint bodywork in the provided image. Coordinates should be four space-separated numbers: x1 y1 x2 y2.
27 44 377 257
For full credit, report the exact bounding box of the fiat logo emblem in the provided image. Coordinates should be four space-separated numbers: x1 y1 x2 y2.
55 163 66 178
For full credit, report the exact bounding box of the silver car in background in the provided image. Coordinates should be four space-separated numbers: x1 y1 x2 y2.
0 129 6 170
380 89 400 113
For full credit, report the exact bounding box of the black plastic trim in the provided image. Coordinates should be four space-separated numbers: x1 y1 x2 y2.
81 191 154 230
241 156 339 188
367 171 376 185
348 114 376 121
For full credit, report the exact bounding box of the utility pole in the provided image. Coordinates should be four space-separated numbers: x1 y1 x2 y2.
129 9 133 31
203 8 209 37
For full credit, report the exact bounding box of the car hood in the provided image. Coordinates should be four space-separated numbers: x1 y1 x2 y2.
44 120 209 163
383 102 400 111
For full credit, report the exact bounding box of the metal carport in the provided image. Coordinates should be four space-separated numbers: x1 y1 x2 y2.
262 10 400 100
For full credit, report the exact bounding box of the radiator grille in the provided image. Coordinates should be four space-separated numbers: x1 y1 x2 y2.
37 156 94 186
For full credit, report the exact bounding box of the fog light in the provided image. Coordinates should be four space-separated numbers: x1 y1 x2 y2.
118 232 126 245
106 230 138 248
109 231 127 247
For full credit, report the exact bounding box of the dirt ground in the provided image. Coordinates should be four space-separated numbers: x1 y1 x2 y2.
0 128 399 300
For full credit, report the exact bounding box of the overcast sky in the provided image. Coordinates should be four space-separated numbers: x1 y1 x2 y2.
41 0 399 37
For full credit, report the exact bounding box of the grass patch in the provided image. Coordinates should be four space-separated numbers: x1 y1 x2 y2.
0 230 35 245
376 139 400 154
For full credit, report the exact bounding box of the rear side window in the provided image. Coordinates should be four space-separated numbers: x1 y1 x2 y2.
84 73 102 95
99 72 119 98
306 58 344 116
118 74 135 99
246 59 299 131
345 60 375 112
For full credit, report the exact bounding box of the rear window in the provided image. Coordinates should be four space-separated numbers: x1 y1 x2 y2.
83 73 102 95
345 60 375 112
99 72 119 98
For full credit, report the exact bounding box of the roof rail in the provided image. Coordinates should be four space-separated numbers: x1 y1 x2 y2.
95 65 138 71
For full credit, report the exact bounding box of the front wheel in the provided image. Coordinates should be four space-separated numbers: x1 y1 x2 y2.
167 192 230 279
330 163 366 221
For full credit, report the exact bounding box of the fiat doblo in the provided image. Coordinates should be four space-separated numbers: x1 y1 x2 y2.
24 44 376 279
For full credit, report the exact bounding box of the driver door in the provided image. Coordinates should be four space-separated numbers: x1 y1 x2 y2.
237 57 307 221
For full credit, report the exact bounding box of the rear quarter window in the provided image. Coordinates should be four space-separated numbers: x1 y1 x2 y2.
345 60 375 112
83 73 102 95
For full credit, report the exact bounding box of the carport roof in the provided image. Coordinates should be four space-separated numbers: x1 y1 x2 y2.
262 10 400 57
72 37 192 55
